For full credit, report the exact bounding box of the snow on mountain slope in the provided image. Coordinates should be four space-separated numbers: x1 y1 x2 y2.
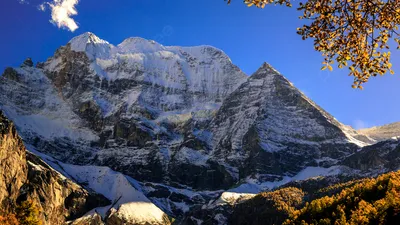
61 164 171 224
28 148 171 224
69 32 113 59
210 63 369 152
358 122 400 142
203 63 372 181
0 66 97 141
228 166 345 194
50 32 247 112
0 64 99 164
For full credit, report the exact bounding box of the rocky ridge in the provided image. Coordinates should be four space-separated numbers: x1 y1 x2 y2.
358 122 400 142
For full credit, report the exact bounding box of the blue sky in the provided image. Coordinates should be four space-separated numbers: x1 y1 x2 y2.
1 0 399 129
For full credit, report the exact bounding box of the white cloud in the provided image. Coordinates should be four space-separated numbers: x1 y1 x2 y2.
39 0 80 32
353 119 369 130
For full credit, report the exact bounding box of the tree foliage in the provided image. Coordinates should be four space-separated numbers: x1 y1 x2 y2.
228 0 400 88
0 214 19 225
284 171 400 224
15 201 41 225
231 187 305 225
230 171 400 225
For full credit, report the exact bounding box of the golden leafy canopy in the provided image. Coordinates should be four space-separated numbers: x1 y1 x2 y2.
15 201 41 225
0 214 19 225
284 171 400 224
228 0 400 88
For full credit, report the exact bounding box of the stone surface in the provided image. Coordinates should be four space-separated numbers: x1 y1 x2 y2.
0 110 110 224
0 110 27 213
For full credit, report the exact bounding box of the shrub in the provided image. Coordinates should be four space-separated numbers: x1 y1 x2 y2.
15 201 41 225
0 214 19 225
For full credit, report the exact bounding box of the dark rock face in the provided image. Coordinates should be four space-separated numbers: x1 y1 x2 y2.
342 139 400 172
45 46 105 133
23 152 111 223
0 111 110 225
2 67 20 82
182 204 234 225
208 63 360 181
94 146 165 182
21 58 34 67
45 45 92 91
113 119 154 147
168 160 235 190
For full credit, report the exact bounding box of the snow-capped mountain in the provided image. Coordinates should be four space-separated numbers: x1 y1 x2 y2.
205 63 372 181
0 32 397 224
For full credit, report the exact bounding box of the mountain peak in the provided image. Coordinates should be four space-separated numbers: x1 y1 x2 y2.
21 57 34 67
252 62 280 78
68 32 111 59
69 32 108 49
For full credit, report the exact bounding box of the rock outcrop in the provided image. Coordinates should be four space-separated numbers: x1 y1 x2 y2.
343 138 400 174
0 111 110 224
0 111 27 213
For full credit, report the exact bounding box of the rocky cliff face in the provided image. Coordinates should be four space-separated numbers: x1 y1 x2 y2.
23 152 111 224
343 138 400 174
0 111 27 213
0 110 110 224
205 63 367 181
